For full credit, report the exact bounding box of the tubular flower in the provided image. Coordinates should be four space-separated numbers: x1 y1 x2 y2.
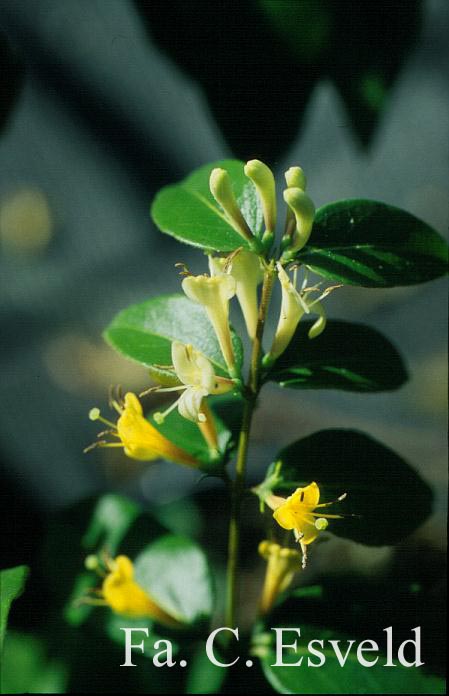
90 555 182 628
154 341 233 425
267 482 345 567
258 541 302 615
209 167 254 242
283 187 315 253
86 392 200 468
182 273 237 374
209 249 263 340
264 264 331 366
244 160 277 234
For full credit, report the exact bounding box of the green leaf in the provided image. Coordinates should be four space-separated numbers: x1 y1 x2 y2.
104 294 243 377
134 535 214 625
151 159 263 251
294 200 448 287
147 401 232 469
0 565 29 652
256 623 445 694
266 320 407 391
82 494 140 554
266 429 432 545
186 645 226 694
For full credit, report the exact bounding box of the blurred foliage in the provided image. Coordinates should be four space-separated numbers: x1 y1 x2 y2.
135 0 422 161
255 581 446 693
0 30 23 134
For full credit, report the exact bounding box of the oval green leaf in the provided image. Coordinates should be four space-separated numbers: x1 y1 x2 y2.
265 320 407 391
294 200 448 287
266 429 432 545
104 294 243 377
134 535 214 625
151 159 263 251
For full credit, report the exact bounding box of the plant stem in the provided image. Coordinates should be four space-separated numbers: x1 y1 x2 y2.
225 264 275 628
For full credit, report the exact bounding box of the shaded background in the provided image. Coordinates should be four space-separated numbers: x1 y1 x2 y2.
0 0 447 681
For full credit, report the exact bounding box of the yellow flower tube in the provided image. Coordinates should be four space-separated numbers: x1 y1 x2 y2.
258 541 302 615
87 392 200 469
100 555 183 629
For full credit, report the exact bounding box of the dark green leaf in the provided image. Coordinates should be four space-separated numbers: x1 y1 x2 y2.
267 429 432 545
0 565 29 651
294 200 448 287
1 631 68 694
256 623 445 694
151 159 263 251
266 320 407 391
134 535 214 625
104 294 243 377
186 646 226 694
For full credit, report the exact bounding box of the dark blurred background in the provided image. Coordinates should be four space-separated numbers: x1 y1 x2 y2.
0 0 447 613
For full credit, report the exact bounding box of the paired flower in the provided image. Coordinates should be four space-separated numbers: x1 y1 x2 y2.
83 554 182 628
86 391 200 468
182 272 237 375
258 541 302 615
209 249 263 340
266 482 346 566
264 264 336 366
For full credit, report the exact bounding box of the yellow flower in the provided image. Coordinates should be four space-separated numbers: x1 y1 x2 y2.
94 555 182 628
86 392 200 468
153 341 232 425
258 541 302 615
209 249 263 340
263 264 329 365
267 482 345 566
182 273 237 374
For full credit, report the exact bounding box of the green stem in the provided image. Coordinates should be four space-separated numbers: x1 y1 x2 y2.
225 264 275 628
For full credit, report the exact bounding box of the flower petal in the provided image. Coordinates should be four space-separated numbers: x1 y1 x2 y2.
178 386 208 423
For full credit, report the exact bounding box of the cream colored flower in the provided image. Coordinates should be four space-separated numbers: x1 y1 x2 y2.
283 187 315 253
264 264 328 365
209 249 263 340
182 273 237 373
244 160 277 234
154 341 231 425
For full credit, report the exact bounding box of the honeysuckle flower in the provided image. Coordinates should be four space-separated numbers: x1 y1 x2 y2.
209 249 263 340
266 482 345 567
153 341 232 426
244 160 277 234
182 272 237 374
263 264 332 366
283 187 315 253
86 391 200 468
284 166 307 191
258 541 302 615
209 167 254 243
84 554 182 628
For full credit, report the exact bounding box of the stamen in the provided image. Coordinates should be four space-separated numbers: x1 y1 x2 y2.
88 409 117 429
139 386 162 397
154 397 181 424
